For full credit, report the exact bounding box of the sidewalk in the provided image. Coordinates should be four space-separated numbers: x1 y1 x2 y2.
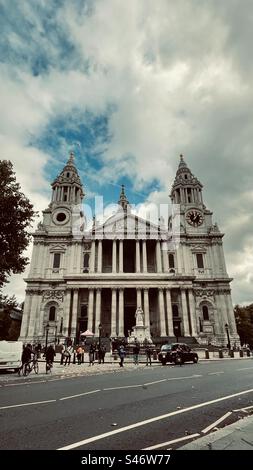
179 415 253 450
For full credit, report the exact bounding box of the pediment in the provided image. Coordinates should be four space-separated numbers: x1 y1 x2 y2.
94 213 168 240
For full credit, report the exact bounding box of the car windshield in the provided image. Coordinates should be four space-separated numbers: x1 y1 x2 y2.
161 345 172 351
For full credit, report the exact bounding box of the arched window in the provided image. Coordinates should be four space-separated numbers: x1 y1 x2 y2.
172 304 179 317
202 305 209 321
169 253 175 269
49 306 56 322
83 253 89 273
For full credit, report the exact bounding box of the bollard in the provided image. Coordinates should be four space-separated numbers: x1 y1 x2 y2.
81 352 84 363
218 349 223 358
239 349 244 357
60 353 64 365
153 350 157 361
73 352 76 364
230 349 234 358
205 349 209 359
246 348 251 357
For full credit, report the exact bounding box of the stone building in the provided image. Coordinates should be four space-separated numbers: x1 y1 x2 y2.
19 153 239 346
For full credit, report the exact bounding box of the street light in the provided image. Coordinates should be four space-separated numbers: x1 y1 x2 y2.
45 322 50 351
174 324 179 343
225 323 231 350
98 323 102 348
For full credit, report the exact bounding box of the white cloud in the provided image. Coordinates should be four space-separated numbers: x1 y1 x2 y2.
1 0 253 304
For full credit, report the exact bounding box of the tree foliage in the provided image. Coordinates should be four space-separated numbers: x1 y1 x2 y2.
0 160 36 287
234 304 253 348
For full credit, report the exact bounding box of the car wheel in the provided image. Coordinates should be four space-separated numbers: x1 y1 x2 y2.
193 356 198 364
174 356 183 366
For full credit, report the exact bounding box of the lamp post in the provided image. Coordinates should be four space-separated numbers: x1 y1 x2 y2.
98 323 102 348
45 322 50 352
174 324 179 343
225 323 231 350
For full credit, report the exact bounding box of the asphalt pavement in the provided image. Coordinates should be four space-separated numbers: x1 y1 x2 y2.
0 357 253 450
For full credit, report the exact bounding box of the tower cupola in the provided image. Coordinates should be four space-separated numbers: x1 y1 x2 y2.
51 151 84 205
170 154 203 205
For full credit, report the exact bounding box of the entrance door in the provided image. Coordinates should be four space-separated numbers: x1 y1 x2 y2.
124 306 135 337
173 320 182 339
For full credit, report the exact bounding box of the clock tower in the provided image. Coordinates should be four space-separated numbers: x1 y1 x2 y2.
170 155 239 346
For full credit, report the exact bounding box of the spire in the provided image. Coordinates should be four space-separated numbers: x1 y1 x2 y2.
170 154 203 205
67 151 75 166
118 184 130 213
51 152 84 205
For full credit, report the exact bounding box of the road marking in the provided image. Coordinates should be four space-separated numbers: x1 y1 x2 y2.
143 433 200 450
143 379 167 386
0 399 56 410
233 405 253 412
166 374 202 381
202 411 232 434
237 367 253 371
103 385 143 391
57 387 253 450
208 372 224 375
60 390 100 401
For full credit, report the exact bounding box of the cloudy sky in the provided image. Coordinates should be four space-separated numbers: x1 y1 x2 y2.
1 0 253 305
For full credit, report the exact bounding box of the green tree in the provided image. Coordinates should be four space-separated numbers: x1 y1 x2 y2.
0 160 36 287
0 293 18 340
234 304 253 348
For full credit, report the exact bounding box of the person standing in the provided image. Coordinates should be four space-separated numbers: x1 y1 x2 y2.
76 346 83 365
133 341 140 365
89 343 95 366
118 345 126 367
45 345 56 373
145 343 152 366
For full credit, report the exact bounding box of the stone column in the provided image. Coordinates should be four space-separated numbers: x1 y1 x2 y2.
27 294 38 339
142 240 147 273
162 247 169 273
136 288 142 309
165 289 174 336
119 240 124 273
159 288 167 336
63 289 72 336
188 289 198 336
181 289 190 336
136 240 141 272
225 291 237 334
19 293 32 340
90 240 96 272
118 288 124 336
112 240 117 273
71 289 79 338
88 289 94 331
95 288 102 335
144 288 150 332
111 289 117 336
97 240 103 273
156 240 162 273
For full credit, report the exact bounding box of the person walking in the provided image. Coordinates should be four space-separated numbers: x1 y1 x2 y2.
89 343 95 366
45 344 56 373
133 341 140 365
118 344 126 367
145 343 152 366
76 346 83 365
63 345 72 366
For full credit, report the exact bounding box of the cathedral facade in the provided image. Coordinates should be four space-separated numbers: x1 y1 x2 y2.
19 153 239 347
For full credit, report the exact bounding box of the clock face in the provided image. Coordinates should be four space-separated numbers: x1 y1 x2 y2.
186 210 204 227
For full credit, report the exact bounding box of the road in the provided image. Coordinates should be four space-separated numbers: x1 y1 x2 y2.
0 358 253 450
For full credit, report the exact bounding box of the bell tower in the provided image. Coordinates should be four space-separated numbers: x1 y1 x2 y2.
51 151 84 206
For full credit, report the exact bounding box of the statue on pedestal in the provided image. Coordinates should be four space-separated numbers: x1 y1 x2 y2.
135 307 144 326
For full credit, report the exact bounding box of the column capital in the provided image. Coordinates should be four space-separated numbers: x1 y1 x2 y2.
143 287 149 292
158 287 164 292
96 288 101 293
119 287 124 293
